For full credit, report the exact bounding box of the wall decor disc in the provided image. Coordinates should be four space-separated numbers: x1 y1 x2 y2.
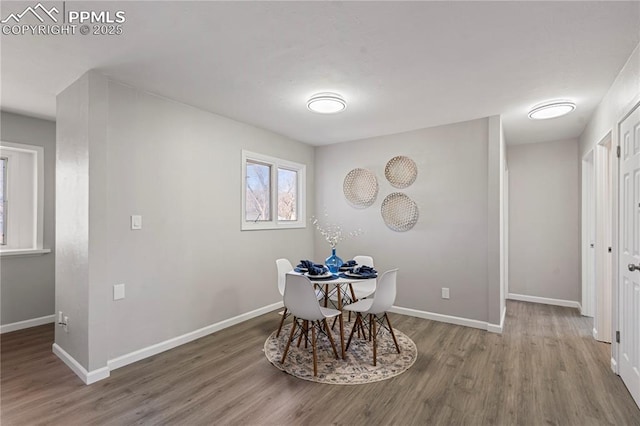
343 168 378 208
385 156 417 188
381 192 419 232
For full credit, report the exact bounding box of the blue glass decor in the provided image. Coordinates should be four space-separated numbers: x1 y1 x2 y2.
325 248 343 274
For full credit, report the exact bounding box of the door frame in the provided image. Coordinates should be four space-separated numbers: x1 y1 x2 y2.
581 149 596 318
594 134 613 343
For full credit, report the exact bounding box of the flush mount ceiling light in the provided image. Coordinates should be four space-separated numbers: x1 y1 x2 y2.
528 100 576 120
307 92 346 114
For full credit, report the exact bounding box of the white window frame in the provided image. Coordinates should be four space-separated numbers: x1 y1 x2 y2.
241 150 306 231
0 141 45 254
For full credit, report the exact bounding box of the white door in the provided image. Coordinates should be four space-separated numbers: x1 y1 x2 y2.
619 104 640 407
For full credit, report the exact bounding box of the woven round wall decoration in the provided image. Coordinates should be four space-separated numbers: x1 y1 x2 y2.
381 192 419 232
343 168 378 208
385 156 417 188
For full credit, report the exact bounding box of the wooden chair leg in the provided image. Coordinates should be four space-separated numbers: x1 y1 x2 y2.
304 320 309 348
357 316 367 340
345 313 361 351
324 284 329 307
297 320 308 348
369 316 373 341
296 322 303 347
371 314 377 366
281 318 297 364
346 313 360 350
338 313 345 359
311 322 317 376
276 307 288 338
323 319 339 359
385 313 401 353
348 284 358 323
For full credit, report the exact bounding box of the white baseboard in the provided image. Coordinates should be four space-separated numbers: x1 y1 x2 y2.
389 305 502 333
593 327 598 340
108 301 283 371
53 301 284 385
52 343 110 384
1 314 55 334
487 306 507 334
507 293 581 309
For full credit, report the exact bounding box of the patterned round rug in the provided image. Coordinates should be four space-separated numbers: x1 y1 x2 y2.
264 320 417 385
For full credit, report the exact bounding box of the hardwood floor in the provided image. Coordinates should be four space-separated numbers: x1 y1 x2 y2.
1 301 639 425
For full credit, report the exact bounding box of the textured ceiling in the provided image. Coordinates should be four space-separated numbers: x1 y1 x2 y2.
1 1 639 145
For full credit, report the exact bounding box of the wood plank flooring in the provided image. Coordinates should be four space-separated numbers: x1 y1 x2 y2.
1 301 639 425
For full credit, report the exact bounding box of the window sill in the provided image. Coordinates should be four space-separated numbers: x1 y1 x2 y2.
241 222 306 231
1 248 51 257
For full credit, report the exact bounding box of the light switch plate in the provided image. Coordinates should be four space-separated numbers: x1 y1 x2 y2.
131 215 142 230
114 283 125 300
442 287 450 299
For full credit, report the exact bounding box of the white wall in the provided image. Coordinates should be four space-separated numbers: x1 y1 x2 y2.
56 72 99 369
315 117 502 325
56 72 315 375
579 41 640 366
507 139 580 302
488 115 506 326
0 112 56 326
580 43 640 158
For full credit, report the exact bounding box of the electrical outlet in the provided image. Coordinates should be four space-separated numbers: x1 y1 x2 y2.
63 316 69 332
442 288 450 299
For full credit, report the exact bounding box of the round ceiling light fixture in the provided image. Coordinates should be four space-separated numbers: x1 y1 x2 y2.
307 92 347 114
528 100 576 120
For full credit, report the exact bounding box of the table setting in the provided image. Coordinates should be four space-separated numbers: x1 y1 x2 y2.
340 265 377 279
295 259 378 281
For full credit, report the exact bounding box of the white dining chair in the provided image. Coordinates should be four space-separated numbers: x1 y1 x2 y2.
275 258 294 337
329 255 376 303
350 255 376 300
343 268 400 366
276 259 327 337
280 273 344 376
328 255 376 326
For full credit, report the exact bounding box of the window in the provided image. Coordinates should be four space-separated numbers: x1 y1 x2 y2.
0 142 45 253
242 150 305 230
278 168 297 221
245 160 272 222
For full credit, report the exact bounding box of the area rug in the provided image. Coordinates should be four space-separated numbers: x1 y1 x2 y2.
264 320 417 384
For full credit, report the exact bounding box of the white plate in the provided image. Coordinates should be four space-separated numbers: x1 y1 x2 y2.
305 271 331 278
344 271 375 278
344 272 364 278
